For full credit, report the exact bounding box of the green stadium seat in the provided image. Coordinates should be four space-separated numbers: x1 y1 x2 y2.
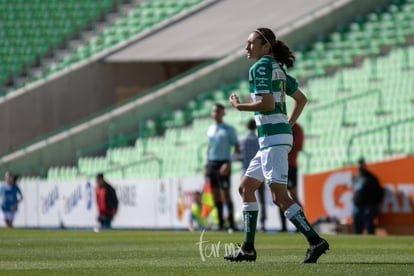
192 98 213 119
165 110 186 128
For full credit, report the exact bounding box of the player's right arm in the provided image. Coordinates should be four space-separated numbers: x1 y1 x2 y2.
229 92 274 112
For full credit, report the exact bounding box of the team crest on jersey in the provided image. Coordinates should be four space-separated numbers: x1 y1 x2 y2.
256 66 266 76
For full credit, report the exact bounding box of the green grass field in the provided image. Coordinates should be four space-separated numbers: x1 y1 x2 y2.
0 229 413 275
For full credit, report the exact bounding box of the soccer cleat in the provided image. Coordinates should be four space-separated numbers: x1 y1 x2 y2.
224 244 257 262
302 239 330 263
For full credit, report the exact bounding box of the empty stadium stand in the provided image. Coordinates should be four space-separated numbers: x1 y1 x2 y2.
0 0 206 95
0 0 121 93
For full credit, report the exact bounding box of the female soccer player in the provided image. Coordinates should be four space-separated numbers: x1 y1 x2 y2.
224 28 329 263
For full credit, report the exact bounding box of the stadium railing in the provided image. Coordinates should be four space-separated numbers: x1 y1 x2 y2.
304 89 387 133
346 115 414 164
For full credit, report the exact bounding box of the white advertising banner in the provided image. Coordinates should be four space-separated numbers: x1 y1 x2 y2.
111 179 157 228
1 171 298 230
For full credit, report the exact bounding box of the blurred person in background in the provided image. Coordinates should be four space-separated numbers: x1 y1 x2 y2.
1 172 23 228
205 103 240 232
352 158 384 234
188 191 218 231
95 173 119 230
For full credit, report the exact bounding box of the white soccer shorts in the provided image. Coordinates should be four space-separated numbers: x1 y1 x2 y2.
245 145 290 185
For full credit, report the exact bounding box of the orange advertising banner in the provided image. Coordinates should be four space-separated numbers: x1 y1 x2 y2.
303 156 414 234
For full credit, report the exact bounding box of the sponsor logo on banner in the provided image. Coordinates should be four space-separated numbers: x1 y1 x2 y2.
321 170 353 220
41 186 59 214
158 182 167 215
177 182 185 220
381 183 414 214
176 180 194 221
85 182 93 210
63 185 82 215
116 184 136 207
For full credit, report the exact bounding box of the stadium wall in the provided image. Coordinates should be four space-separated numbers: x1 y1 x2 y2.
0 62 116 154
109 61 206 101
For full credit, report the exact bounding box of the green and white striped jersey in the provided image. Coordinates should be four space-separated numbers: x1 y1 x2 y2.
248 55 298 150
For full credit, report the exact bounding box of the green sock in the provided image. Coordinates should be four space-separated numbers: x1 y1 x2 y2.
243 202 259 244
285 203 317 240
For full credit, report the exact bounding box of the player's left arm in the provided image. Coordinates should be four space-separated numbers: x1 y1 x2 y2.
288 89 307 127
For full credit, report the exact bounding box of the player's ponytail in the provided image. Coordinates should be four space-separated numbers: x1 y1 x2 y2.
254 28 295 68
273 39 295 68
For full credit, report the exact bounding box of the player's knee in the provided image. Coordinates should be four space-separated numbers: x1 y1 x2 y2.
238 183 254 197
